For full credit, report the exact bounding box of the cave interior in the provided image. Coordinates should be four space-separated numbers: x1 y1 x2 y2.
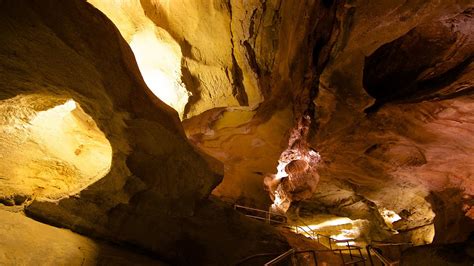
0 0 473 265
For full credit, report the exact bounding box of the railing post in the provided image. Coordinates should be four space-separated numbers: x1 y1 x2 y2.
290 252 297 266
348 241 353 260
359 248 366 266
339 250 344 264
311 251 318 266
366 246 374 266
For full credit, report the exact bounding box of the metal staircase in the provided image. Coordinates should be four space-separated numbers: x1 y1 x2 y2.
234 204 411 266
234 204 366 265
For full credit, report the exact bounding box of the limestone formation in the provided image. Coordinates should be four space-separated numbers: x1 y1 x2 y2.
0 0 473 264
0 0 288 264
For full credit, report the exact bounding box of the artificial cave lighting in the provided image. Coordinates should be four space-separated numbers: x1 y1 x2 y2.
305 217 355 231
129 27 190 118
380 208 402 227
0 95 112 201
330 229 360 246
292 216 365 246
265 115 321 213
275 160 289 180
88 0 190 119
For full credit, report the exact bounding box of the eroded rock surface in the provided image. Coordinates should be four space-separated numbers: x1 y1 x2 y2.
1 0 473 263
311 0 474 243
0 0 289 264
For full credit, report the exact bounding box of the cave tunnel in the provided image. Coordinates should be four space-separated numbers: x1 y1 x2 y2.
0 0 473 265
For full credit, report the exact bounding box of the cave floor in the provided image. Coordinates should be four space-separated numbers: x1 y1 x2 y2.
0 210 167 265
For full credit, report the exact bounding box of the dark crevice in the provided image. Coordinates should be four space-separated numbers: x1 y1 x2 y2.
416 56 473 96
304 2 342 137
230 54 249 106
365 56 473 113
243 40 261 77
181 63 201 119
227 0 249 106
311 39 326 72
242 0 268 80
248 9 258 39
363 9 473 113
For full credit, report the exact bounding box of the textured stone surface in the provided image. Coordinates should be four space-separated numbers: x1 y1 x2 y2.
363 8 473 109
1 0 474 263
0 96 112 203
122 0 474 246
310 0 474 244
182 0 474 246
185 0 344 209
0 210 165 265
87 0 191 118
0 0 289 264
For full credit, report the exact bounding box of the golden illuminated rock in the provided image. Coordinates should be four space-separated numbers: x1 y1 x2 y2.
0 1 289 264
88 0 190 118
88 0 265 119
0 96 111 203
0 0 473 264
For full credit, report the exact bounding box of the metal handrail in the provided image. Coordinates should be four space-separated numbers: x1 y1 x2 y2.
309 247 365 265
366 242 412 266
296 219 367 265
294 224 316 239
236 249 319 265
292 218 366 265
235 252 282 265
234 204 287 224
264 249 295 265
265 249 319 266
371 241 413 247
367 246 394 266
234 205 366 265
296 218 358 251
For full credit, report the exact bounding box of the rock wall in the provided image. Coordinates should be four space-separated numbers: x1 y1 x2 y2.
93 0 474 245
182 0 474 246
1 0 473 262
310 0 474 243
184 0 345 207
0 0 289 264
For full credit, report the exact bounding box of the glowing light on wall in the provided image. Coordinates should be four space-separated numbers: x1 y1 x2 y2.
275 161 289 180
88 0 190 119
331 229 360 246
0 96 112 201
129 27 190 118
305 217 355 231
264 114 323 213
268 139 321 213
291 216 364 246
379 208 402 230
